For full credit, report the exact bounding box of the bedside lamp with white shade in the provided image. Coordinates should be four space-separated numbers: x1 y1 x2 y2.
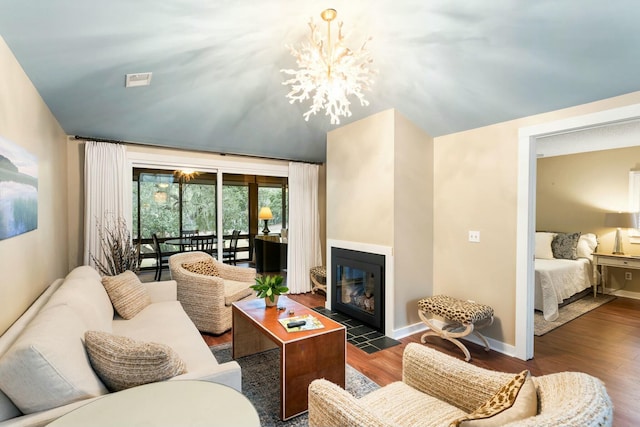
604 212 639 255
258 207 273 235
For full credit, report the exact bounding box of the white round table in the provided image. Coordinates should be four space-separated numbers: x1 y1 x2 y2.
47 381 260 427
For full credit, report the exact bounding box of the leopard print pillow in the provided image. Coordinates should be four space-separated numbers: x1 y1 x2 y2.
450 370 537 427
182 259 219 277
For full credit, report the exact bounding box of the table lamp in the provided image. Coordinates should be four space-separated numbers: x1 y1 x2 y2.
258 207 273 235
604 212 638 255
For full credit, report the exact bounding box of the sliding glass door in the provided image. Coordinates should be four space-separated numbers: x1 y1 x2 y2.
133 168 287 269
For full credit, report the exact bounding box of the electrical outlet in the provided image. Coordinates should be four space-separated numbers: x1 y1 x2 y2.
468 231 480 243
625 272 633 280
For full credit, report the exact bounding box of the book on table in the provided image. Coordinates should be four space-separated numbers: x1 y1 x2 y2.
278 314 325 332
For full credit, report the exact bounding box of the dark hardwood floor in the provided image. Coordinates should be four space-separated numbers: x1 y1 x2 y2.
203 292 640 427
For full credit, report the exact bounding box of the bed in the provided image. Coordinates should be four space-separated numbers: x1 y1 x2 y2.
534 232 598 321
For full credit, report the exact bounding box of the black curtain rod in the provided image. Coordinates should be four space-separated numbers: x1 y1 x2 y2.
73 135 322 165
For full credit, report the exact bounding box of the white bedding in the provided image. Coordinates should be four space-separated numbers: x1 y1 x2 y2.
534 258 593 321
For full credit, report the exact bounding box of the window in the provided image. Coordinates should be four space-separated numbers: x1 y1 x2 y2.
133 169 217 267
258 179 288 235
133 168 287 267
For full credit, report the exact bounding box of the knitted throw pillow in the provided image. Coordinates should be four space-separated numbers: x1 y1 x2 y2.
101 270 151 319
450 370 537 427
84 331 187 392
182 259 219 276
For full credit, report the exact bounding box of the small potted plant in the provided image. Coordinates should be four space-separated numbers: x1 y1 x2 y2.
251 275 288 307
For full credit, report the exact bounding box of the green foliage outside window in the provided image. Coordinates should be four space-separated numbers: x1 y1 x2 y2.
133 169 287 244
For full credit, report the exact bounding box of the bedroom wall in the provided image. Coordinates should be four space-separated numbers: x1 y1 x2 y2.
537 146 640 295
0 36 70 335
433 91 640 349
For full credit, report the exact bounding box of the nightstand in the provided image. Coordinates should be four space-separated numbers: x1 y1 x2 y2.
592 253 640 297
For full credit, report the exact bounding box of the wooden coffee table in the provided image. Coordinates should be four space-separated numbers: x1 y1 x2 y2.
232 296 346 420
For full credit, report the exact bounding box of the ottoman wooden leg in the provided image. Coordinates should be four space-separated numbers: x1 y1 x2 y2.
419 311 475 362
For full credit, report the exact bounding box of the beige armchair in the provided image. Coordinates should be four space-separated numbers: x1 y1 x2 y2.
309 343 612 427
168 251 256 335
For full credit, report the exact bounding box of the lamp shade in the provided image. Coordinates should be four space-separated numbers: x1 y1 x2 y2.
604 212 639 228
258 207 273 220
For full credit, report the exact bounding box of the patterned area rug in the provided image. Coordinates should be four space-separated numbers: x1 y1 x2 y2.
210 343 379 427
534 294 616 336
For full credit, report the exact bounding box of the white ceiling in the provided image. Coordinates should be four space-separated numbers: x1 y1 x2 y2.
1 1 640 163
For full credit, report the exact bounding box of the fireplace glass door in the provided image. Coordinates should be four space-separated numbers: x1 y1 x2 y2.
331 248 384 331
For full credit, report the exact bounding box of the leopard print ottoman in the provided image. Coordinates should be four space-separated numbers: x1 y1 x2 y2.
418 295 494 361
310 266 326 294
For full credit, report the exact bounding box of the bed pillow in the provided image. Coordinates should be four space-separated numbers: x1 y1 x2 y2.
450 370 537 427
535 232 556 259
551 232 581 260
576 233 598 259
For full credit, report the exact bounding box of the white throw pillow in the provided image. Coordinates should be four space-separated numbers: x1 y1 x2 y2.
576 233 598 259
535 232 556 259
44 277 114 332
0 305 108 414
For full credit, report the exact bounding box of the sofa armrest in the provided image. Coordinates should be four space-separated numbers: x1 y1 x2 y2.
216 263 256 283
402 343 513 413
308 379 391 427
504 372 612 427
143 280 177 303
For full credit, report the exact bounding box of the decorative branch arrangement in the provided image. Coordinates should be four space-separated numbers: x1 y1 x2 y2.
90 214 140 276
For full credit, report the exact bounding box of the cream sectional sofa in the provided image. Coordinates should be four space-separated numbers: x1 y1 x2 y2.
0 266 241 427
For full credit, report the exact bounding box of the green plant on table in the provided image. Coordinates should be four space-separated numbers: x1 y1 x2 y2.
250 275 288 302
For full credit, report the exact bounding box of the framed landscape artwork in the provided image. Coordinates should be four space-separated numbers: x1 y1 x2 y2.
0 136 38 240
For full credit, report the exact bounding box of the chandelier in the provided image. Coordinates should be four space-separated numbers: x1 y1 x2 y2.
281 9 376 125
173 169 199 182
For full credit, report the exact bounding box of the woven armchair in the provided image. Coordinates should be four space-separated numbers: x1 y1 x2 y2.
168 251 256 335
309 343 612 427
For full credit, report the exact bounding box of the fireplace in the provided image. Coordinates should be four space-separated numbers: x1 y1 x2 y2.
331 247 385 332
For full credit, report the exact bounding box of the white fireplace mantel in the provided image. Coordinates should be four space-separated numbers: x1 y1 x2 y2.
326 239 394 338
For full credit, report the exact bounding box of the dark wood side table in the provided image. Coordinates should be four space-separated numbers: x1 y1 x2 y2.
232 296 346 420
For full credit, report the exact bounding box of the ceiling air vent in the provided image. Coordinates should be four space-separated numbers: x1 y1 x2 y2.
125 72 152 88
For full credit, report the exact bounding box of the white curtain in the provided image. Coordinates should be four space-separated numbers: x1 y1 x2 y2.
83 141 130 266
287 162 322 294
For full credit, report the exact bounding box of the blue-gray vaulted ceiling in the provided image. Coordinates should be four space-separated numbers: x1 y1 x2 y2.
1 1 639 162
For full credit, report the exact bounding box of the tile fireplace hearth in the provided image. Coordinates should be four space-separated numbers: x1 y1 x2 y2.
312 306 400 354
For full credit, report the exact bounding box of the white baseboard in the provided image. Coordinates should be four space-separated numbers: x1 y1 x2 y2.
393 321 517 358
392 322 428 340
609 289 640 300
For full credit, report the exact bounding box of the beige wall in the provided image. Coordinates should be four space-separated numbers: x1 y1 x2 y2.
393 111 434 327
327 109 396 246
0 37 70 335
434 91 640 346
537 146 640 294
327 109 434 331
